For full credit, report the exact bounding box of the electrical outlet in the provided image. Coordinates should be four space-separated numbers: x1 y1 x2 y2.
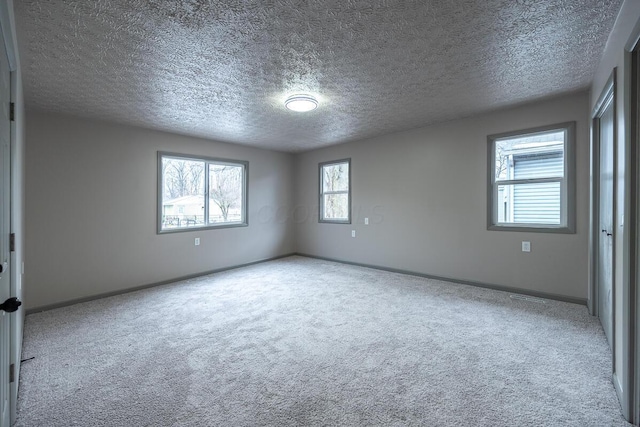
195 237 200 246
364 217 369 225
522 241 531 252
351 230 356 238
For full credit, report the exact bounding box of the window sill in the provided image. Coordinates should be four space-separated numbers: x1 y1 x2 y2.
158 222 248 234
487 224 575 234
319 219 351 225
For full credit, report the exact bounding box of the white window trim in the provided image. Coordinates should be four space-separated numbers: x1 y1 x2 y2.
319 158 352 224
487 122 576 233
157 152 249 234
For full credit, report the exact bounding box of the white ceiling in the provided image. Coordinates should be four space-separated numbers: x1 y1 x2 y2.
15 0 622 152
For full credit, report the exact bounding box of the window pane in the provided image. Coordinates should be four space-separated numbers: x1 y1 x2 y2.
495 130 564 181
323 193 349 220
209 164 243 224
161 158 205 230
497 182 561 225
323 163 349 192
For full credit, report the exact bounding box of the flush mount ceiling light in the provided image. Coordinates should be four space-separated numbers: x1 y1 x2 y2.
284 94 318 112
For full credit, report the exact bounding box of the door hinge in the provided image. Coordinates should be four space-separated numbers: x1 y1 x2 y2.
9 102 14 122
9 363 14 383
9 233 15 252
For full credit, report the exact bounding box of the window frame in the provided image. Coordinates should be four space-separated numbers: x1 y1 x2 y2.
318 158 352 224
487 122 576 233
157 151 249 234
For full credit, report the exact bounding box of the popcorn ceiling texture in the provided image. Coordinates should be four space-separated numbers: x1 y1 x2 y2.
15 0 622 152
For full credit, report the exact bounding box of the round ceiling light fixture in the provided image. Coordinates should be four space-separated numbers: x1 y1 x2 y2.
284 94 318 112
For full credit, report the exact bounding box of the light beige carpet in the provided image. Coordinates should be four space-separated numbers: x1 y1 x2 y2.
16 256 630 426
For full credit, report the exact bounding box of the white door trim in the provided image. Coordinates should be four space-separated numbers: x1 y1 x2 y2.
591 68 623 414
0 2 21 425
628 24 640 426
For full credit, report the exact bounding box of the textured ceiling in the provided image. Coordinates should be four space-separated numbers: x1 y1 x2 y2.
15 0 622 152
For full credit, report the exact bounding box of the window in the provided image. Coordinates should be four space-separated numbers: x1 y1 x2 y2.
488 122 575 233
319 159 351 223
158 152 248 233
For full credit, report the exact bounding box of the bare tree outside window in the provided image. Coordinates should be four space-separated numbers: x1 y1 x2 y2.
162 158 205 200
495 140 515 181
209 164 243 223
159 153 247 232
161 158 205 227
320 160 350 222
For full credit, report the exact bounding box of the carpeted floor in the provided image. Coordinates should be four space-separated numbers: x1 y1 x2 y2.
16 256 630 426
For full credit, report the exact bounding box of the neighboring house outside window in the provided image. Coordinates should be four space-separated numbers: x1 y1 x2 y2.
158 152 248 233
488 122 575 233
319 159 351 223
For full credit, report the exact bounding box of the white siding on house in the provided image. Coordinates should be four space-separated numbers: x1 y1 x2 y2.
513 153 563 179
512 153 563 224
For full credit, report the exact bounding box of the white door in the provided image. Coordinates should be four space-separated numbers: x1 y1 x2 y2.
598 96 615 349
0 27 11 427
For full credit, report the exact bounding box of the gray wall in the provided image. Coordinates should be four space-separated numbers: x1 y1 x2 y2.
294 91 590 300
25 93 592 308
25 110 295 310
